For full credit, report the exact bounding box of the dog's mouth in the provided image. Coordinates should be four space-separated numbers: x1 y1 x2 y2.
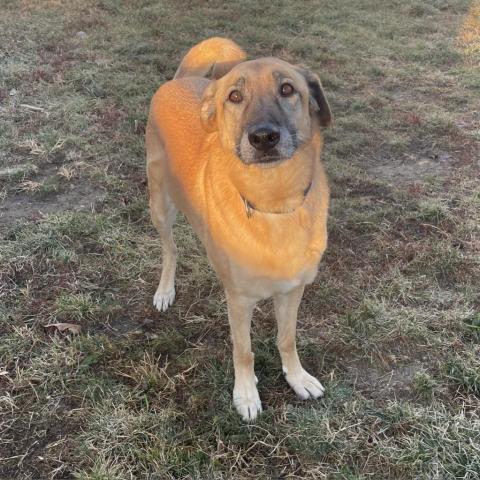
237 148 293 168
236 128 298 167
255 149 289 163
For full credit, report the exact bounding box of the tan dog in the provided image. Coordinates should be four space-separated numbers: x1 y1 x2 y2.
146 38 332 420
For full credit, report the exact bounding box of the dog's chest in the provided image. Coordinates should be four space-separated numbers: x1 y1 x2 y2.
204 204 326 298
222 256 319 299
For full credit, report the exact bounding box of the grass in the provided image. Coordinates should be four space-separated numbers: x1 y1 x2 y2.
0 0 479 478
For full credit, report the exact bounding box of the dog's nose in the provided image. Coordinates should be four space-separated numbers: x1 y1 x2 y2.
248 125 280 151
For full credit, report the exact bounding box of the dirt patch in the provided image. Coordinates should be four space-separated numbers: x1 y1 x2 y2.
368 150 457 185
347 359 426 401
0 183 104 229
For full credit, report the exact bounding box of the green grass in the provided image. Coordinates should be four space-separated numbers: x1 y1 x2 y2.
1 0 479 478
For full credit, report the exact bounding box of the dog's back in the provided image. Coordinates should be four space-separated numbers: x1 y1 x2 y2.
147 38 246 202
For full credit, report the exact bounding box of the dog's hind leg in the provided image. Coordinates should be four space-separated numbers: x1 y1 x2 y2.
147 131 178 312
274 284 325 400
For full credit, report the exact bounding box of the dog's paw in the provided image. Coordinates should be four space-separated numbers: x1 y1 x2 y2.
284 367 325 400
153 286 175 312
233 378 262 421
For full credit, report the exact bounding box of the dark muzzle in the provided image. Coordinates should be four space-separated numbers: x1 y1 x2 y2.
247 124 280 152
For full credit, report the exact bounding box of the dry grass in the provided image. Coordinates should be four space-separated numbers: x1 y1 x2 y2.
0 0 479 478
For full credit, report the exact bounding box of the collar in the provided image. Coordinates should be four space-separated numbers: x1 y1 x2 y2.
241 181 312 218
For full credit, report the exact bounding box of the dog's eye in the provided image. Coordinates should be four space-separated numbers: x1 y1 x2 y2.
280 83 295 97
228 90 243 104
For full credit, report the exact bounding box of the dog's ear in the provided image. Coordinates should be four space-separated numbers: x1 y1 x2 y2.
209 60 243 80
298 69 332 127
200 81 217 132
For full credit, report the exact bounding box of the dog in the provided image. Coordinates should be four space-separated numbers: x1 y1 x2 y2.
146 38 332 420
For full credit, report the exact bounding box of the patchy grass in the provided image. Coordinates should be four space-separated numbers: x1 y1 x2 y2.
1 0 479 478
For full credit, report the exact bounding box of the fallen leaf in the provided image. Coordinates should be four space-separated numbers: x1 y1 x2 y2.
44 322 81 335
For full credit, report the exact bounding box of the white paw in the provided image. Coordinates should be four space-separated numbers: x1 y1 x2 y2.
284 367 325 400
153 286 175 312
233 378 262 421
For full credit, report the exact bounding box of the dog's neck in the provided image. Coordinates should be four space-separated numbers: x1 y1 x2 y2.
223 133 322 215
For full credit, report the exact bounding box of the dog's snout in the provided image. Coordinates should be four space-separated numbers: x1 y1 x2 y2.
248 125 280 152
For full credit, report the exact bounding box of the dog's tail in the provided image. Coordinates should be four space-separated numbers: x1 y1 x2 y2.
174 37 246 80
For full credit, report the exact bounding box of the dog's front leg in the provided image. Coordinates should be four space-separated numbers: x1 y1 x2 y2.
274 284 325 400
225 290 262 421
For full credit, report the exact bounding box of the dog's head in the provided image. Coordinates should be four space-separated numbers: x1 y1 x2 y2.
200 58 332 166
